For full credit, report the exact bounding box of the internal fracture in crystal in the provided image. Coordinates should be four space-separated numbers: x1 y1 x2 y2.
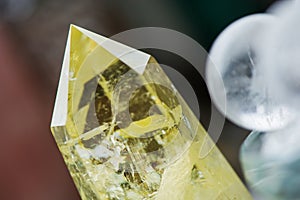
51 25 252 200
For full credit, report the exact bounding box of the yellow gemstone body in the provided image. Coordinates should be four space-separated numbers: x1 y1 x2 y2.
51 25 252 200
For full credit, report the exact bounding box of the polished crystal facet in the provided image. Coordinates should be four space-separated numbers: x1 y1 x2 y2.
51 25 252 200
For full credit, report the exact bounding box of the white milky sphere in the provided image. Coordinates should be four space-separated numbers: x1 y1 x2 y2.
258 5 300 112
206 14 295 131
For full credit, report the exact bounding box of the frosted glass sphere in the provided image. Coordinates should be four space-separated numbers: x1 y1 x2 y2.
257 7 300 112
206 14 294 131
240 122 300 200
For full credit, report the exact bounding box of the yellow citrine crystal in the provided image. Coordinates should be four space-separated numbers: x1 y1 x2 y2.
51 25 252 200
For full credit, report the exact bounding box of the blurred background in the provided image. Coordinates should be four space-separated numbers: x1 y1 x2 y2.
0 0 276 199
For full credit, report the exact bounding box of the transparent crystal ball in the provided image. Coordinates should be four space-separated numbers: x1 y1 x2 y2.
257 6 300 112
206 14 294 131
240 123 300 200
